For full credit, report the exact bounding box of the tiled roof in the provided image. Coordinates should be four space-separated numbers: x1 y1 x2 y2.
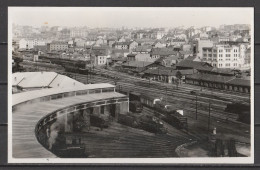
144 68 194 76
113 41 135 46
151 48 179 56
227 78 250 87
134 45 152 52
186 73 234 83
176 60 213 71
122 61 152 68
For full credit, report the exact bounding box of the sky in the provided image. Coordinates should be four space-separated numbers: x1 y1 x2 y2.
9 7 253 28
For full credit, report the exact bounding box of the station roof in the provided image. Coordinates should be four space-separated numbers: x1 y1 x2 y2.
12 72 85 89
122 61 152 68
186 73 234 84
13 83 116 106
227 78 250 87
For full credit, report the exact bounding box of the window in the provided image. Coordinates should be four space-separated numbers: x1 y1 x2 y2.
226 49 231 52
219 49 223 53
203 54 207 57
213 54 217 57
219 54 223 57
208 54 212 57
226 54 231 57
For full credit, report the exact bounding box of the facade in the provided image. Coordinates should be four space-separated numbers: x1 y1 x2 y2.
195 39 214 59
167 39 186 47
202 44 245 69
95 55 108 65
19 39 46 49
47 42 69 51
113 41 138 51
152 41 167 48
70 28 88 38
186 73 250 93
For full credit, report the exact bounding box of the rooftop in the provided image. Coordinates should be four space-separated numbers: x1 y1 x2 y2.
122 61 152 68
151 48 179 56
12 72 85 89
13 83 115 106
176 60 213 71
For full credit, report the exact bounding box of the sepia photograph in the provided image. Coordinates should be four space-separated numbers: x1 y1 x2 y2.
8 7 254 164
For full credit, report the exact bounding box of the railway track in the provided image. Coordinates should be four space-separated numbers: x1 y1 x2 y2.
94 68 250 100
68 72 245 124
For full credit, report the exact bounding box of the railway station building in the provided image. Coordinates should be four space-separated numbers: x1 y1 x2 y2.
185 73 250 93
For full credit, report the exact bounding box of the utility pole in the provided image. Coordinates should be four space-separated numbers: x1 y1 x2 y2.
165 86 168 104
208 101 211 135
87 69 89 84
195 94 198 120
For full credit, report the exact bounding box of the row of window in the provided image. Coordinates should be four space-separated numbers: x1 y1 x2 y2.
218 63 238 67
218 49 239 53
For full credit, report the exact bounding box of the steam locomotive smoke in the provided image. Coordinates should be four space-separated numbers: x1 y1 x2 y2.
47 115 66 150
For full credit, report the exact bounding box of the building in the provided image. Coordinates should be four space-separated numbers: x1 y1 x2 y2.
90 50 109 66
167 39 186 47
127 53 156 63
70 28 88 38
132 45 152 54
142 68 194 84
113 41 138 51
19 39 46 49
176 60 213 73
195 39 214 59
152 41 167 48
12 72 85 92
121 61 152 73
150 48 179 60
202 44 244 69
186 73 250 93
47 41 68 51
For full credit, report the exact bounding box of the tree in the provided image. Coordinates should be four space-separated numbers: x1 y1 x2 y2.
175 71 182 89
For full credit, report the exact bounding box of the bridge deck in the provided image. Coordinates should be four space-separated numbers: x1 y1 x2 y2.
12 92 125 158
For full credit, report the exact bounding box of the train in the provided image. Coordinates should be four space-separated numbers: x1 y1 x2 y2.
118 89 188 130
140 95 188 130
12 57 24 72
225 102 250 124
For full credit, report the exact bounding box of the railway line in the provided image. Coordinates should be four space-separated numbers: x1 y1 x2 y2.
22 65 250 142
65 72 246 125
94 68 250 100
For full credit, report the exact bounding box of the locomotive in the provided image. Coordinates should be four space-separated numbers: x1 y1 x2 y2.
140 95 188 130
128 92 143 113
118 90 143 113
225 102 250 124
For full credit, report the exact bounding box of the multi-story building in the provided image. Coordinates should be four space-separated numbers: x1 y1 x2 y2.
195 39 214 59
202 44 244 69
112 41 138 51
19 39 46 49
70 28 88 38
47 41 68 51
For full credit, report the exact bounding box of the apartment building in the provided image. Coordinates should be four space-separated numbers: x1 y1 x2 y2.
19 38 46 49
47 41 68 51
202 44 245 69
